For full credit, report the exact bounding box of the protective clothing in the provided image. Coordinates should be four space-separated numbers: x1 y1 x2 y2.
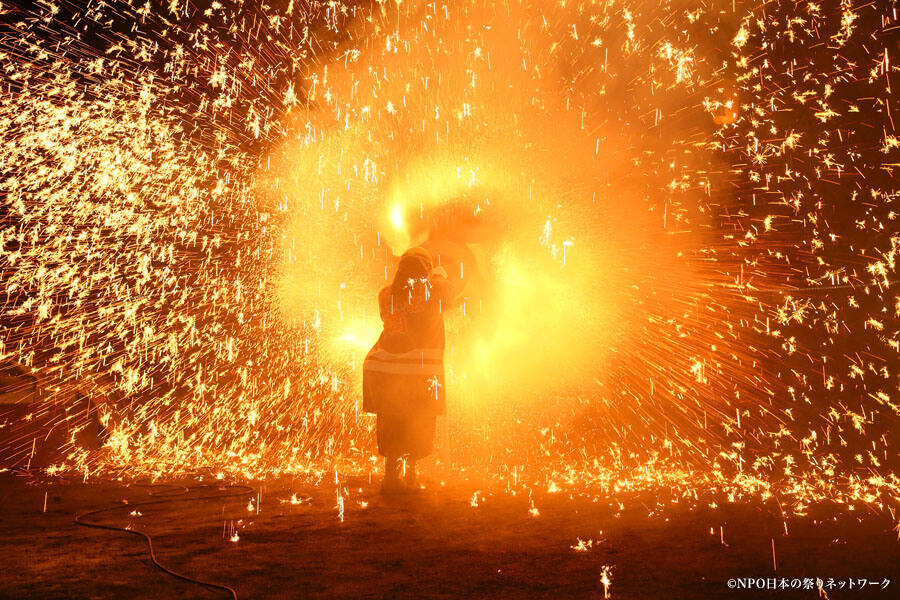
376 413 436 462
363 248 453 455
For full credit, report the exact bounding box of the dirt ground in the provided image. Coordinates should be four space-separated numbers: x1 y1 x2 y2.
1 468 898 600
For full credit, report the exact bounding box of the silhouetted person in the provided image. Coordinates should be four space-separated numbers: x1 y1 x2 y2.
363 247 453 493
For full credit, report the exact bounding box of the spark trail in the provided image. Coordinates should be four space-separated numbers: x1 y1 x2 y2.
0 1 897 515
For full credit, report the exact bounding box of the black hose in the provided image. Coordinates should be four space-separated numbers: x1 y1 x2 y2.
74 483 255 599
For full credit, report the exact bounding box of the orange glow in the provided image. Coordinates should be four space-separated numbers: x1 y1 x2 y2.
0 0 896 521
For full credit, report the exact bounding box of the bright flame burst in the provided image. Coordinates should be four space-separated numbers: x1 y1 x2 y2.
0 1 898 512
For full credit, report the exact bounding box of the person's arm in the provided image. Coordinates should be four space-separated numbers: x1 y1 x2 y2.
377 287 393 321
429 266 456 309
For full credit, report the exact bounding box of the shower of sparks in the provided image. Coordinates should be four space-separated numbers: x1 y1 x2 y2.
601 564 613 598
0 0 898 516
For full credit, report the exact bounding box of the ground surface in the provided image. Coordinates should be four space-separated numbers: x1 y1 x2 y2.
1 468 898 599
